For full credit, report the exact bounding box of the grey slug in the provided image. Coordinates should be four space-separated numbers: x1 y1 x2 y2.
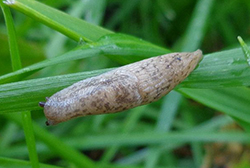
39 50 202 125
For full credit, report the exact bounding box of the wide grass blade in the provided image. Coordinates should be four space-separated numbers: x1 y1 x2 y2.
0 46 249 114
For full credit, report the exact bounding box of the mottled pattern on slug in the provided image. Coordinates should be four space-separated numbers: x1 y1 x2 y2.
42 50 202 125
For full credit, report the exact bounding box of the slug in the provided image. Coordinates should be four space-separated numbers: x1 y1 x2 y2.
39 50 202 125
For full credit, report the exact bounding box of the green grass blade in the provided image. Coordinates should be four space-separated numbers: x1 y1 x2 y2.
64 131 250 148
0 45 101 84
0 123 18 149
0 156 165 168
1 38 249 88
21 112 40 168
5 0 113 42
5 114 96 168
1 1 39 167
0 156 62 168
106 0 139 29
0 34 169 84
0 69 111 113
45 1 88 57
179 87 250 124
233 117 250 133
2 116 233 159
179 48 250 88
84 0 107 25
0 47 250 114
145 91 182 168
155 91 182 132
238 36 250 66
0 1 21 71
180 0 215 51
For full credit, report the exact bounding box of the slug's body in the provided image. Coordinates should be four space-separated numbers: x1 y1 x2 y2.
40 50 202 125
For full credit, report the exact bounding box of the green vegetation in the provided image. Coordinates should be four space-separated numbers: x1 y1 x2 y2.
0 0 250 167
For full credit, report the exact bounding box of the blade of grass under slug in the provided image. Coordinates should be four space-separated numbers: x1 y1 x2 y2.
1 47 250 114
0 69 112 114
0 1 40 168
179 48 250 88
5 0 113 42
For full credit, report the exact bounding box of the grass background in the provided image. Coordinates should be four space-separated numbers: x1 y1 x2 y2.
0 0 250 168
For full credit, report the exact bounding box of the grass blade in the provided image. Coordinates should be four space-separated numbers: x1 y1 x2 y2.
179 87 250 124
5 0 112 42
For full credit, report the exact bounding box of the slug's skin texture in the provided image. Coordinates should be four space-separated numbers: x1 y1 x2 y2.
41 50 202 125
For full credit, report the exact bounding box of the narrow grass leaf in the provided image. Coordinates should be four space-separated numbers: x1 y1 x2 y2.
5 0 113 42
237 36 250 66
64 131 250 149
180 0 215 51
0 45 100 84
1 1 39 167
0 156 62 168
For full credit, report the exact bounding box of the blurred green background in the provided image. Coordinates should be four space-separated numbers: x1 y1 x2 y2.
1 0 250 168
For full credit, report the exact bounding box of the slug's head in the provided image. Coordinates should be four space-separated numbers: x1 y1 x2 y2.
39 96 77 126
39 97 55 126
39 101 57 126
